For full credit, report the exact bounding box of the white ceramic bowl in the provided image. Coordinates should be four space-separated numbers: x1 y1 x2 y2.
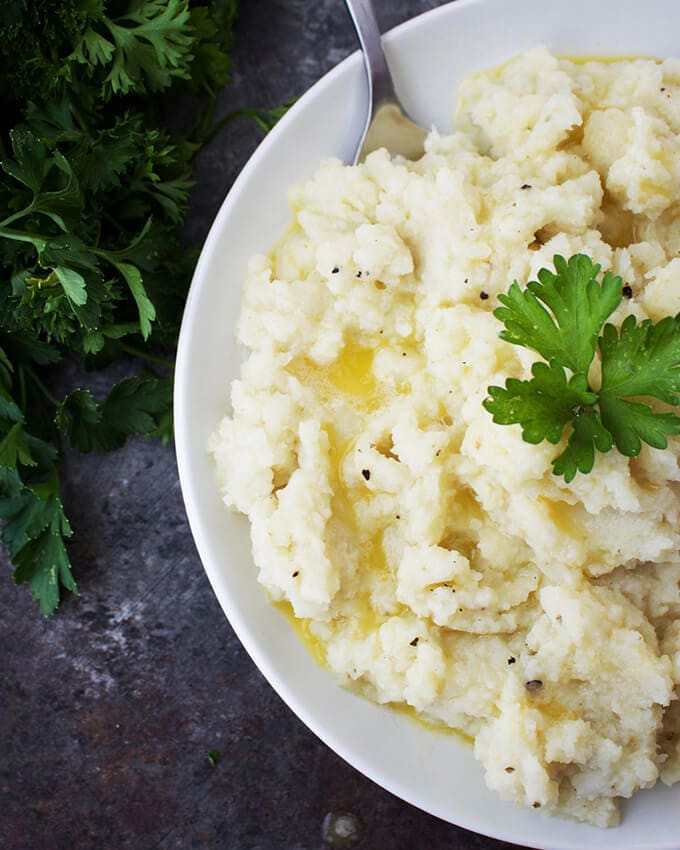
175 1 680 846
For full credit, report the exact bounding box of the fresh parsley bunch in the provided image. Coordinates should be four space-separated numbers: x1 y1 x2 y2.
0 0 281 615
484 254 680 482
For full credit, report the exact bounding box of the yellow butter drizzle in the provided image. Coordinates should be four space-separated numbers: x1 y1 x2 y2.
386 702 474 746
272 600 473 745
281 339 472 743
281 341 390 646
326 342 377 398
287 340 380 410
272 599 328 667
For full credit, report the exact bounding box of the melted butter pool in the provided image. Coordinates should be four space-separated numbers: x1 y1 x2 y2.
287 341 380 410
325 342 377 397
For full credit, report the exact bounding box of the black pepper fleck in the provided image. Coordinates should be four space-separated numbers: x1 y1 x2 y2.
507 657 516 665
525 679 543 692
409 637 420 647
521 183 532 190
464 278 469 284
661 87 667 91
292 570 299 578
356 271 362 278
395 514 400 519
532 802 541 809
361 469 371 481
504 766 515 773
331 266 339 274
479 291 489 300
622 284 633 298
402 352 407 357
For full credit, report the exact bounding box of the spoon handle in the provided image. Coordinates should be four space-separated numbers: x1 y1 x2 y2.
344 0 396 106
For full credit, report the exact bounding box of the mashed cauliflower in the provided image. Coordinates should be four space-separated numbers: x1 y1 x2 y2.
209 48 680 826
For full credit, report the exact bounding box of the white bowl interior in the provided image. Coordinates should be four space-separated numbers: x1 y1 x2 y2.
175 0 680 846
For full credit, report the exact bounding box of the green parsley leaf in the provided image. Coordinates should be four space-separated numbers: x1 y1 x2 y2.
485 361 596 445
599 314 680 405
54 389 101 452
495 254 622 375
72 0 194 98
0 422 37 468
0 465 75 616
599 313 680 455
13 512 76 616
599 395 680 457
56 376 172 452
53 266 88 306
485 254 680 481
111 261 156 340
551 409 613 482
2 130 83 231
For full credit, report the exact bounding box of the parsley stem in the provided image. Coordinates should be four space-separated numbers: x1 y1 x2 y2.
17 365 26 413
120 343 174 369
0 226 45 250
24 366 59 408
202 107 274 146
0 204 34 229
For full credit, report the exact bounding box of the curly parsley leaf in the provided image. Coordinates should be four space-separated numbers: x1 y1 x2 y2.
495 254 622 375
598 314 680 456
551 409 613 482
68 0 194 97
2 129 83 231
485 361 596 445
599 314 680 405
56 376 173 452
485 254 680 482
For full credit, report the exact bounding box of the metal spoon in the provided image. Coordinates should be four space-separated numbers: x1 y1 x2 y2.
345 0 427 164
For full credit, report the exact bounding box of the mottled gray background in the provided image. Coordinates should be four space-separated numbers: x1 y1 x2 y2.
1 2 532 848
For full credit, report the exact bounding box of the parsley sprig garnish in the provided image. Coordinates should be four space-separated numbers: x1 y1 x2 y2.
484 254 680 482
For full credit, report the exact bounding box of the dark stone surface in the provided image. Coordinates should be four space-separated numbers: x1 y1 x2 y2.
1 3 532 849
